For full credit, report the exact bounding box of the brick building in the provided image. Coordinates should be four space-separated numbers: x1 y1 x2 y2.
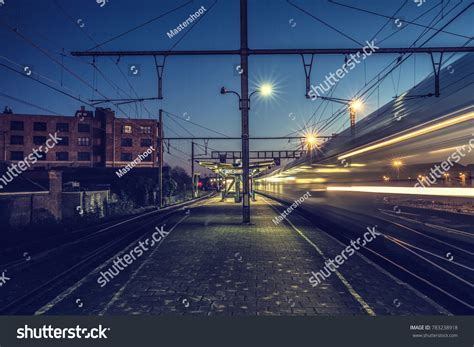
0 107 161 169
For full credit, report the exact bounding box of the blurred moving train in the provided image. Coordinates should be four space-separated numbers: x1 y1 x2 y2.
256 53 474 198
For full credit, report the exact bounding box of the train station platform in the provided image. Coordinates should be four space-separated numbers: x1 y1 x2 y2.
85 196 447 316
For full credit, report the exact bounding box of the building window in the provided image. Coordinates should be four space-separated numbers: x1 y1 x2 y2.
10 121 24 131
77 137 90 146
121 153 132 161
33 122 47 131
33 136 47 145
142 155 152 162
78 123 91 133
122 125 132 134
78 152 91 161
121 138 133 147
57 137 69 146
140 125 152 134
140 138 152 147
10 151 24 160
56 123 69 132
10 135 24 145
56 152 69 161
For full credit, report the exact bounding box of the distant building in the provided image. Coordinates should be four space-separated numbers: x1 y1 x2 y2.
0 107 161 169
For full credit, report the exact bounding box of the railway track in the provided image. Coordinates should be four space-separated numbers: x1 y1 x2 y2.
0 194 212 314
259 192 474 315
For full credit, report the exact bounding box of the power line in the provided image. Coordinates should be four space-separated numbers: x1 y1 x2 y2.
89 0 194 50
329 0 471 40
286 0 364 46
163 110 233 138
313 1 472 135
53 1 156 119
0 63 96 107
168 0 219 51
0 92 62 115
1 22 135 119
166 113 195 137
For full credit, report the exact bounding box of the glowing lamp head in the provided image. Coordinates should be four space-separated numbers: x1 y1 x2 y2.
392 160 402 167
350 99 363 112
305 134 318 149
259 83 273 97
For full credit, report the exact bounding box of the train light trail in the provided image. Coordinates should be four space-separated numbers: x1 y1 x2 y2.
337 110 474 160
326 186 474 197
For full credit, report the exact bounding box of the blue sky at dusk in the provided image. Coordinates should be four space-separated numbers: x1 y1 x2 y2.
0 0 472 168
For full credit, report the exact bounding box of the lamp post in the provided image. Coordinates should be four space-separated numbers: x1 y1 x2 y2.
316 96 363 136
220 83 273 223
392 160 402 180
220 83 273 110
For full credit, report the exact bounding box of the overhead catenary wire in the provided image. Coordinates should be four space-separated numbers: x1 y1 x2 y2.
0 22 137 119
0 63 96 108
0 92 62 115
53 0 156 119
168 0 219 52
88 0 194 50
329 0 470 40
300 1 472 136
163 110 233 138
286 0 364 46
323 1 452 130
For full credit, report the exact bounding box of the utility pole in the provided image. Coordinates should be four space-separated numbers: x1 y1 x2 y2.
159 109 164 208
191 141 195 199
349 107 356 136
240 0 250 224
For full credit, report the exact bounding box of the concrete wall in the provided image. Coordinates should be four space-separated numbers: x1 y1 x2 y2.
62 190 110 219
0 191 56 227
0 171 62 228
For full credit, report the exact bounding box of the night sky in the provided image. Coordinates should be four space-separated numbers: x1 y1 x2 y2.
0 0 472 169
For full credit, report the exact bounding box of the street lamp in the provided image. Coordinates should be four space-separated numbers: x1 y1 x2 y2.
220 83 274 223
221 83 274 109
259 83 273 97
349 99 364 112
304 132 318 150
392 160 402 180
316 96 364 136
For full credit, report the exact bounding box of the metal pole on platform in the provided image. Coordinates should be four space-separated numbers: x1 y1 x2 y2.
159 109 164 208
240 0 250 224
191 141 195 198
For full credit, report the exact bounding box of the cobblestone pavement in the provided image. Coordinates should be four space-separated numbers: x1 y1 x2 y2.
94 196 446 316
